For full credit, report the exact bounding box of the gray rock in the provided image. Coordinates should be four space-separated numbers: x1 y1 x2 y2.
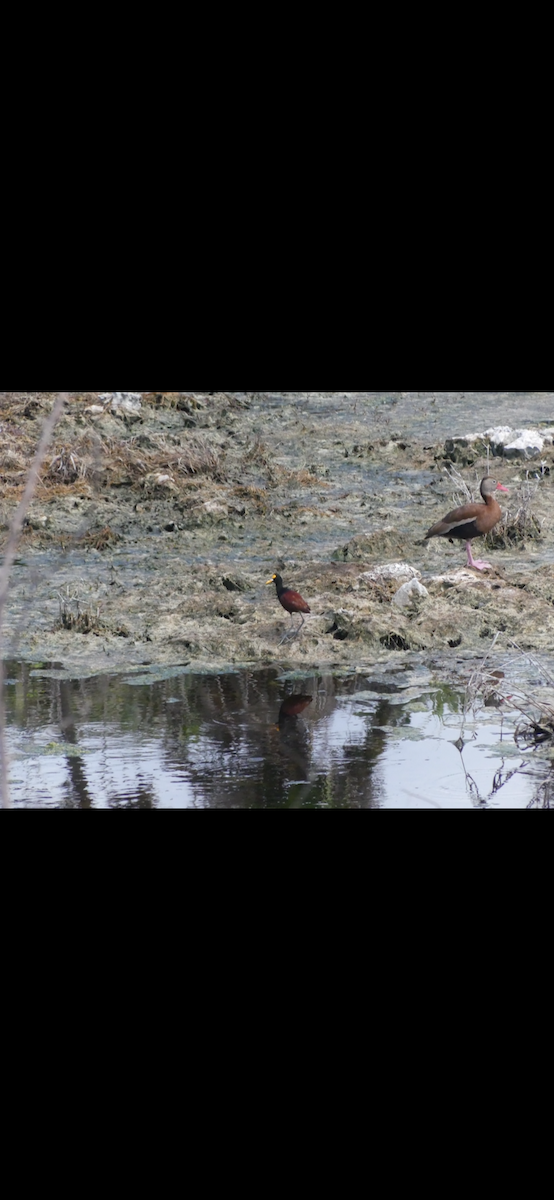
429 569 480 589
144 472 178 492
332 529 405 561
201 501 229 521
322 609 353 636
392 578 429 608
443 433 489 464
27 514 50 530
361 562 421 584
222 574 249 592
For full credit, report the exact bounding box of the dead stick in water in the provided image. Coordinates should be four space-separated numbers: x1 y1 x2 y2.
0 393 67 808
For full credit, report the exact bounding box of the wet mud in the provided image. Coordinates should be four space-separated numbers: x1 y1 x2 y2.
3 391 554 677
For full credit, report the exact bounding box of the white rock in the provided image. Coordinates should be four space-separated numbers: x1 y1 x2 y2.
391 578 429 608
503 430 544 458
447 425 548 460
144 472 177 491
85 405 105 415
98 392 142 416
483 426 519 447
430 570 482 588
361 562 421 584
202 501 229 519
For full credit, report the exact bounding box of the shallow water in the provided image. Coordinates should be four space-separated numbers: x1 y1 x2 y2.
3 661 552 808
256 391 554 442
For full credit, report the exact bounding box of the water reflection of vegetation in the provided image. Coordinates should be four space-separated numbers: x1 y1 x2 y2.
4 662 406 808
4 661 552 808
431 685 460 719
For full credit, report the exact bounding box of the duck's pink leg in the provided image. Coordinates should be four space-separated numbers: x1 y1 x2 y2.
466 540 492 570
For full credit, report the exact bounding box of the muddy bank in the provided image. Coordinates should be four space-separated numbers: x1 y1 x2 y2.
2 391 554 675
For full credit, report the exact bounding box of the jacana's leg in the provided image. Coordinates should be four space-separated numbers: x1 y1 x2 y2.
279 615 295 645
466 540 492 571
289 613 305 641
285 615 300 642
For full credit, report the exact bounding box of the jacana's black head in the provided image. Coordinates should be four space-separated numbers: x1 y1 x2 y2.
266 573 284 594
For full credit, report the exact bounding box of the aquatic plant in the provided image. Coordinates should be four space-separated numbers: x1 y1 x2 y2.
465 633 554 748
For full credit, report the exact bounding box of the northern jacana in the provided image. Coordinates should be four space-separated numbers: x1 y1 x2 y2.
266 573 311 644
425 476 509 570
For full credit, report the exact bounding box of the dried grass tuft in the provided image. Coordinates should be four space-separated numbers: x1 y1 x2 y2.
484 479 542 548
141 392 210 412
80 526 120 551
232 484 268 501
39 432 222 494
243 437 270 467
56 583 104 633
45 447 88 484
231 483 268 513
267 463 323 488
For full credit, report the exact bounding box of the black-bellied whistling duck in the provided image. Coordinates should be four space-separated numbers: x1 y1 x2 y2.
425 476 509 570
266 573 311 643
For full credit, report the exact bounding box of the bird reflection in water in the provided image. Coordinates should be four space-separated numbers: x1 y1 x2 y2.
276 695 313 787
278 695 313 721
59 680 93 809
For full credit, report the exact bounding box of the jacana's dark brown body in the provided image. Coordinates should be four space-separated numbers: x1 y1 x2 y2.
267 573 310 643
425 477 508 570
269 574 310 616
278 588 311 616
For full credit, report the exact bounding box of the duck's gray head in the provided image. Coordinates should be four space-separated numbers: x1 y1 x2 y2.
481 477 509 497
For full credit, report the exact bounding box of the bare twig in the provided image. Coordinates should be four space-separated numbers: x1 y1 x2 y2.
442 463 475 504
506 639 554 688
0 392 66 807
